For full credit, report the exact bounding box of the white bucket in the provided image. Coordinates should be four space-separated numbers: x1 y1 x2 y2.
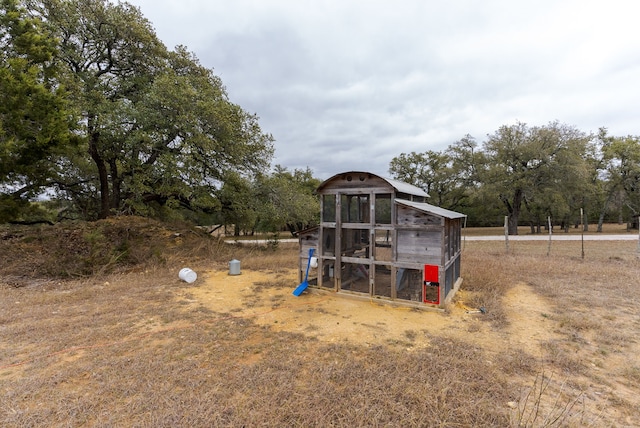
310 257 318 268
229 259 241 275
178 268 197 283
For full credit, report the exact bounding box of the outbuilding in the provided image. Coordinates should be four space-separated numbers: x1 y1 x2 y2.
298 171 466 309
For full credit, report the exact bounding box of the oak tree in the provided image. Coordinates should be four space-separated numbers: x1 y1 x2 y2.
32 0 273 219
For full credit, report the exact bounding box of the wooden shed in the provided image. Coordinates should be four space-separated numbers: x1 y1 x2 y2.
297 171 466 309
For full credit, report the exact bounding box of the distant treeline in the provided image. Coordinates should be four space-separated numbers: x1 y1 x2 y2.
389 122 640 234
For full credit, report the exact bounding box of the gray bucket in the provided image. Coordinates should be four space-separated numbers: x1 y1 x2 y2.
228 259 241 275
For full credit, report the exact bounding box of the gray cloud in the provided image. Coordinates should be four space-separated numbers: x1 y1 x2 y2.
128 0 640 179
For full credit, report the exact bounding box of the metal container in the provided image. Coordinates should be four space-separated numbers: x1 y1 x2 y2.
228 259 241 275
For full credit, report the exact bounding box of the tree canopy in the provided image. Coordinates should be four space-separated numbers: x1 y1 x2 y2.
2 0 274 223
390 122 637 234
0 0 76 220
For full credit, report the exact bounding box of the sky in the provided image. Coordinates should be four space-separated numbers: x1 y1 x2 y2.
125 0 640 180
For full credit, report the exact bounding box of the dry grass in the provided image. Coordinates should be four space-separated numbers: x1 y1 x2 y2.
462 238 640 426
0 274 511 426
1 219 640 426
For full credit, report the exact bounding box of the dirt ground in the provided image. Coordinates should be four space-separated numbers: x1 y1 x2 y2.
176 267 639 426
181 270 554 353
186 269 454 348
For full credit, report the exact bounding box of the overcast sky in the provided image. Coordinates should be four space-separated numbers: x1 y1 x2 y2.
125 0 640 180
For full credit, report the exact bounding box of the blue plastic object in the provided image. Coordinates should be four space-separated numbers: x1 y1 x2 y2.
293 248 315 296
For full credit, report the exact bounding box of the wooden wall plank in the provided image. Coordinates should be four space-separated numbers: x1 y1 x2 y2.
397 205 443 227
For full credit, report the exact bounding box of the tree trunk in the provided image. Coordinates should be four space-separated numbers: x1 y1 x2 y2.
582 197 589 231
501 188 522 235
597 190 615 232
109 158 121 214
87 115 110 219
583 209 589 232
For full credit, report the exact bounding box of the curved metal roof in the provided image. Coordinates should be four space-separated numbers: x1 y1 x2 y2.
395 199 466 219
317 171 430 198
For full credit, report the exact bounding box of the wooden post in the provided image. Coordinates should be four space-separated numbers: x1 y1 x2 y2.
580 208 585 259
504 216 509 254
335 193 342 292
547 216 552 256
463 215 467 250
637 217 640 258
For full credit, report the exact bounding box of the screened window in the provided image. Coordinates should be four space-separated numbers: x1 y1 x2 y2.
340 194 370 223
375 194 392 224
322 194 336 222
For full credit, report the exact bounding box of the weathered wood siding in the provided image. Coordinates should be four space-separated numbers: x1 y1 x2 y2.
318 173 392 193
397 205 443 228
396 230 441 264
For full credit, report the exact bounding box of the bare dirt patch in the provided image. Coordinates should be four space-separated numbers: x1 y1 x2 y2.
186 269 459 349
183 271 571 359
501 282 562 355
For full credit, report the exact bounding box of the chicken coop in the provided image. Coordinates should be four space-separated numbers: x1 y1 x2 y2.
297 171 466 309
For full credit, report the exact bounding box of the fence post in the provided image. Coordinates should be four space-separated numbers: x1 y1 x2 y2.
504 216 509 254
463 215 467 251
547 216 552 256
581 208 585 259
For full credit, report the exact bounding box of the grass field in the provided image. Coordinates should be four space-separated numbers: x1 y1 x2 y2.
1 220 639 426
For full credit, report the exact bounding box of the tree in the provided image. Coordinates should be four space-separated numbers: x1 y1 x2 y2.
116 47 274 217
217 171 257 236
254 166 320 236
389 148 473 210
389 151 445 202
0 0 75 221
215 167 320 237
597 130 640 230
482 121 591 234
32 0 273 219
519 125 594 232
443 135 507 226
446 135 483 186
579 138 603 231
26 0 167 218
